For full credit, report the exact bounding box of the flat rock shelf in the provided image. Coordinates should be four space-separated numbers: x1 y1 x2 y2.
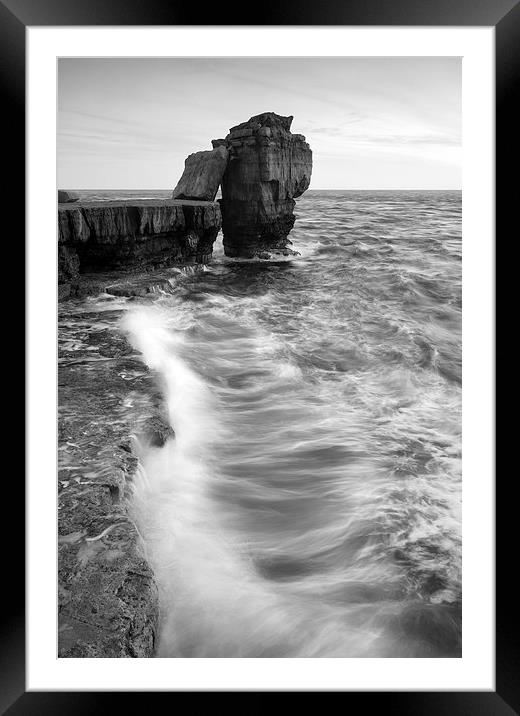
58 199 222 300
58 300 176 657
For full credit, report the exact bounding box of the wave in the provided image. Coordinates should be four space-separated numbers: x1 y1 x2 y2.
123 306 388 657
122 291 461 657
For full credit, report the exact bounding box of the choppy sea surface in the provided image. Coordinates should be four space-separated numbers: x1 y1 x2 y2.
64 189 462 657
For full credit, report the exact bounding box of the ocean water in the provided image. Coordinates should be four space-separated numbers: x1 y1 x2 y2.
68 189 462 657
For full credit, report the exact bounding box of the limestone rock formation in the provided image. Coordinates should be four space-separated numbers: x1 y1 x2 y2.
58 190 80 203
58 199 221 298
218 112 312 258
172 146 229 201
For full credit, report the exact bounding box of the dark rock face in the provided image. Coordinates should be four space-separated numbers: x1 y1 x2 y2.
58 245 80 284
218 112 312 258
58 190 80 203
172 146 229 201
141 415 175 447
58 200 221 298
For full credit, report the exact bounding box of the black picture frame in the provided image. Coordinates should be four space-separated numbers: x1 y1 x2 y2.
9 0 509 711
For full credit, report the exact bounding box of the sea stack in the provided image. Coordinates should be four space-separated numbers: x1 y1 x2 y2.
217 112 312 258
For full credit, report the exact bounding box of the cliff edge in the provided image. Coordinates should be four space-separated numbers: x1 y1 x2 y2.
58 199 221 299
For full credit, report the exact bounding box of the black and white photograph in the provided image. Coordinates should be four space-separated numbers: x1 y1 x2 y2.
56 56 463 660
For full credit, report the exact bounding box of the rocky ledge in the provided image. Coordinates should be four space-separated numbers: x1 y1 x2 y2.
58 199 221 300
58 306 175 657
57 111 311 658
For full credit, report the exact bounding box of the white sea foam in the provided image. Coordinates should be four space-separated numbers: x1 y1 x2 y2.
123 306 409 657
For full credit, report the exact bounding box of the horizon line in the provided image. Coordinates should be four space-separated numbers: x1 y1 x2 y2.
61 187 463 192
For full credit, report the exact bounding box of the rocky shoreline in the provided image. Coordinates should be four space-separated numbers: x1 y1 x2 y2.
57 111 313 657
58 297 174 657
56 197 222 655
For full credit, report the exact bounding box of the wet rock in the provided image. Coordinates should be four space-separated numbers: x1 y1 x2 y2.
58 245 80 284
58 531 158 657
172 146 229 201
58 283 72 301
105 277 173 297
141 415 175 447
218 112 312 258
58 190 80 203
88 330 134 357
58 308 164 657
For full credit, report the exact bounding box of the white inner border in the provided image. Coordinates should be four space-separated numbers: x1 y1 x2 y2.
27 27 494 691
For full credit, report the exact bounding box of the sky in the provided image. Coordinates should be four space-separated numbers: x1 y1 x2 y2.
58 57 461 190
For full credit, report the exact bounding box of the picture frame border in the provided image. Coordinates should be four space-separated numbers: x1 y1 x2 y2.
8 0 507 709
